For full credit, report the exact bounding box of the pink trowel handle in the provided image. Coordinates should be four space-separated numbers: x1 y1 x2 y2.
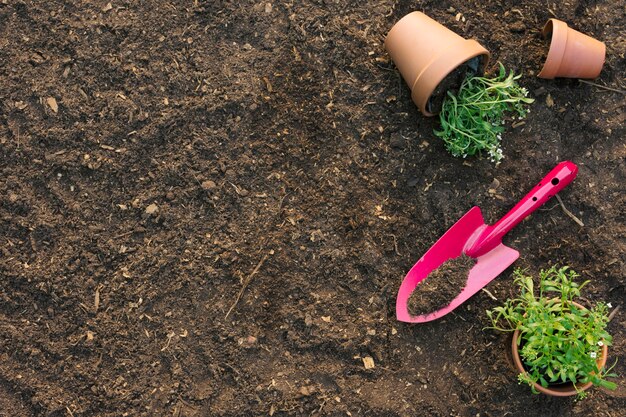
465 161 578 258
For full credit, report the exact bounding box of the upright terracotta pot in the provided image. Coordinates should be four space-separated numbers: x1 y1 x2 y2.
538 19 606 79
385 12 490 116
511 301 609 397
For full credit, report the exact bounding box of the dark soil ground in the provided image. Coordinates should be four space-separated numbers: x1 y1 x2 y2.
1 1 624 416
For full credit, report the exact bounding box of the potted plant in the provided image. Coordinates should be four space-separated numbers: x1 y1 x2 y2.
487 266 616 398
435 63 534 163
538 18 606 79
385 11 490 116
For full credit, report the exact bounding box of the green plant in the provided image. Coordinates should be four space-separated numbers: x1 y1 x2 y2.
435 63 534 163
487 266 616 398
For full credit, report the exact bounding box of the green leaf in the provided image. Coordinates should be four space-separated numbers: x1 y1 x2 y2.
568 370 577 383
598 380 617 390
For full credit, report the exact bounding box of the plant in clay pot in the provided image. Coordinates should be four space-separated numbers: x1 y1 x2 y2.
435 63 534 164
385 11 490 116
487 266 617 398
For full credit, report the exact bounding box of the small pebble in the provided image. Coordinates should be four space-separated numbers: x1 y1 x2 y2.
145 203 159 215
389 133 405 149
201 180 216 190
508 21 526 33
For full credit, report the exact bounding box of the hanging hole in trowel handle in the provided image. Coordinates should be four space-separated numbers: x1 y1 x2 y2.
466 161 578 258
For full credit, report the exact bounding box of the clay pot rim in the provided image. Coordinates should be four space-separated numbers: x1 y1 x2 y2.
538 19 569 79
411 41 489 116
511 300 609 396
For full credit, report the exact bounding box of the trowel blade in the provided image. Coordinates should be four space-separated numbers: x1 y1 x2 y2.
396 206 518 323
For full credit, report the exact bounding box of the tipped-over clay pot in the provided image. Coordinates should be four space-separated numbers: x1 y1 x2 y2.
538 19 606 79
385 11 490 116
511 301 609 397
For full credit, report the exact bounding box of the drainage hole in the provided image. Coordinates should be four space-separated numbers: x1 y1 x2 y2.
551 178 560 185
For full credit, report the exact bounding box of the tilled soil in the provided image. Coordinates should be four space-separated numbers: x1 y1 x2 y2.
1 1 625 416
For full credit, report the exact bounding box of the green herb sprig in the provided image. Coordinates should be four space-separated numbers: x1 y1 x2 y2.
486 266 616 398
435 63 534 163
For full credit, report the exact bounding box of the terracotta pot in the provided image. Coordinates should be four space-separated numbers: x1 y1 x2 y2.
511 301 609 396
538 19 606 79
384 11 490 116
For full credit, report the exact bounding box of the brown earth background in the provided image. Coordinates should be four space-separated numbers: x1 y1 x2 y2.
1 1 625 416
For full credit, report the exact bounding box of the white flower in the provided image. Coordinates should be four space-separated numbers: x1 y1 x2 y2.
590 352 597 359
598 341 604 347
607 303 612 308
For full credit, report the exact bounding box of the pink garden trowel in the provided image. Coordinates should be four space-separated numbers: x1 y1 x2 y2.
397 161 578 323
